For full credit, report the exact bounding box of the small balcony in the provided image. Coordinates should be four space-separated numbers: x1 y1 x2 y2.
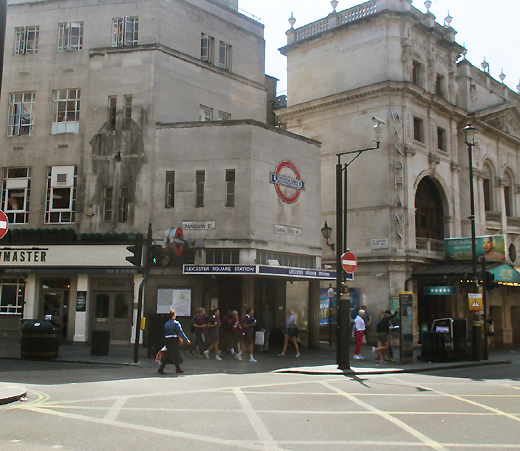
507 216 520 229
486 211 502 223
416 238 445 257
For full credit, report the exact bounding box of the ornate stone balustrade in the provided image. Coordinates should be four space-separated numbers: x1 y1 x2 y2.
486 211 502 223
416 237 445 255
507 216 520 228
290 0 378 44
338 1 378 25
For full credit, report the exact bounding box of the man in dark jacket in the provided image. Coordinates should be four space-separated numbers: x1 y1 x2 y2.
372 306 399 364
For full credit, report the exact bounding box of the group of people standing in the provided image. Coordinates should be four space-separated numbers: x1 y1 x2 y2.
158 304 285 374
352 304 400 365
191 307 258 363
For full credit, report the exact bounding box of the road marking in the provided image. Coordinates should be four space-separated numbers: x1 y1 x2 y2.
104 396 128 422
321 381 447 451
233 387 281 450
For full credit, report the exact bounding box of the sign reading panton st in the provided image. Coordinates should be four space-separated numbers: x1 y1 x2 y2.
270 161 305 204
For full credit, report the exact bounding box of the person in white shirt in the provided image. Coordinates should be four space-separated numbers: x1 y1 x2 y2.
353 310 366 359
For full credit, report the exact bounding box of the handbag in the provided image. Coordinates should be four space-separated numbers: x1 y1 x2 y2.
287 324 298 337
178 337 184 346
255 331 265 345
156 346 167 362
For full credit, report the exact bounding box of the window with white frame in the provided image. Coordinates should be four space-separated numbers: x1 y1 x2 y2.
413 116 425 143
503 172 514 217
196 171 205 208
45 166 77 224
199 105 212 121
14 26 39 55
112 17 139 47
0 278 25 315
437 126 446 151
58 22 83 52
103 186 113 222
225 169 235 207
201 33 214 63
482 163 493 212
218 40 231 70
2 167 30 224
165 171 175 208
52 89 80 134
108 96 117 130
118 185 128 223
8 92 35 136
123 95 132 130
218 111 231 121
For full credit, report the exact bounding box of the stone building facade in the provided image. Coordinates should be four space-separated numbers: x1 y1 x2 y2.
277 0 520 344
0 0 327 347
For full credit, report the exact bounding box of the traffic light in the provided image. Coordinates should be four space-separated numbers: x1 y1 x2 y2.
339 280 350 301
150 244 170 267
485 271 499 291
126 233 143 267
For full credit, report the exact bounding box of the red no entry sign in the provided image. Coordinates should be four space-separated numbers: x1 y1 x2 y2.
341 251 357 274
0 210 8 240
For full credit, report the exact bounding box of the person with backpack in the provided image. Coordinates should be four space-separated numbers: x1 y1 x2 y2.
189 307 206 358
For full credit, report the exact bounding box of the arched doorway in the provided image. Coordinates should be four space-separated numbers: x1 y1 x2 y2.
415 176 444 240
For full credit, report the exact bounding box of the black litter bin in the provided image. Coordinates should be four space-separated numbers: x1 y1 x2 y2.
21 320 60 359
91 330 110 356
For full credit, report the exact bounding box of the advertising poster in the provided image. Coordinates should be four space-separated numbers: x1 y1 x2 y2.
157 288 191 316
445 235 506 263
319 287 360 328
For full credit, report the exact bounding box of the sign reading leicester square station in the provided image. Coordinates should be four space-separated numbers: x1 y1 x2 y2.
270 161 305 203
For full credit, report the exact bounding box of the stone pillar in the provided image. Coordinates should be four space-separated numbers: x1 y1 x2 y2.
307 280 321 349
23 273 37 319
73 274 89 342
241 277 255 315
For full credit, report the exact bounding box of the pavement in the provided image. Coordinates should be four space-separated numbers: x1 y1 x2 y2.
1 336 518 405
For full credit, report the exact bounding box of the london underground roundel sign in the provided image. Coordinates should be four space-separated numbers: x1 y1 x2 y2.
270 161 305 204
0 210 8 240
171 227 184 257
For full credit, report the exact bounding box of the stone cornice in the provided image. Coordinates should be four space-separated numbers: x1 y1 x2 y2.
276 81 468 121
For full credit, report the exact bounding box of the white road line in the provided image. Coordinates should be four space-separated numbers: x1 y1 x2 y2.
232 387 281 450
104 396 128 422
321 381 447 451
27 406 277 451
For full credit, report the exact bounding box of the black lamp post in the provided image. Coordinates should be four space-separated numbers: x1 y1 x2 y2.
335 118 385 370
463 123 481 361
321 221 334 250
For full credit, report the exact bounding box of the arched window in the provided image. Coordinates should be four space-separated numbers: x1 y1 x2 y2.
482 162 493 212
415 177 444 240
503 171 514 217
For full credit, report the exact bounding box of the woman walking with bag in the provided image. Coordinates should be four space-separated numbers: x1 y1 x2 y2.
158 309 190 375
279 308 300 357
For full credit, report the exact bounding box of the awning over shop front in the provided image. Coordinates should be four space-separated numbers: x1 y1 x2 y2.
413 262 520 285
489 264 520 285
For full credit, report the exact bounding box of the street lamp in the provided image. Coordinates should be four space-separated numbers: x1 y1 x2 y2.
321 221 334 250
462 123 481 361
335 117 385 370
